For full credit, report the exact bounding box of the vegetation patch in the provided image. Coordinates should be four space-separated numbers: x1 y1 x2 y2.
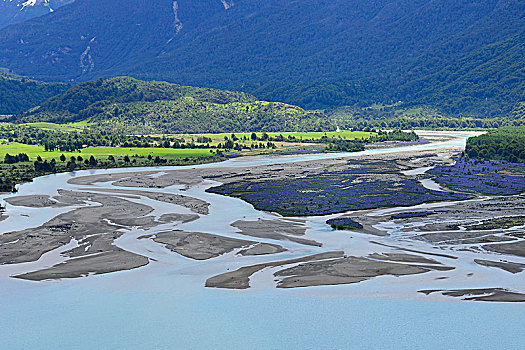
208 162 472 216
14 77 333 134
391 212 434 219
466 126 525 163
466 216 525 231
326 218 363 230
429 158 525 195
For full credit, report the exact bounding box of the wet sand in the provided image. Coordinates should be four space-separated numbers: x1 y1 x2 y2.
420 288 525 302
153 230 285 260
79 188 210 214
474 259 525 274
275 255 453 289
206 251 345 289
4 195 69 208
231 219 322 247
13 249 149 281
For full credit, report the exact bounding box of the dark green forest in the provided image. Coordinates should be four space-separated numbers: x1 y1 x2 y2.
0 73 68 114
466 127 525 163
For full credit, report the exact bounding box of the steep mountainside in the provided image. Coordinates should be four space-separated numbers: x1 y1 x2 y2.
0 0 523 114
17 77 332 133
0 73 69 114
0 0 73 29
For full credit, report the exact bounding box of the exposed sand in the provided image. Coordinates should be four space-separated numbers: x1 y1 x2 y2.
474 259 525 274
231 219 322 247
4 195 69 208
0 191 154 271
205 251 345 289
14 249 149 281
419 288 525 302
238 243 287 256
153 230 285 260
484 241 525 258
67 172 158 186
367 253 443 265
275 256 453 288
79 188 210 214
158 213 200 224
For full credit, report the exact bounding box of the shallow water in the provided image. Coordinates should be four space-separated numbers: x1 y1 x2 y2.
1 130 524 349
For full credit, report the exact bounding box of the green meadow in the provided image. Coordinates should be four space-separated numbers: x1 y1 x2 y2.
20 121 89 132
0 142 214 161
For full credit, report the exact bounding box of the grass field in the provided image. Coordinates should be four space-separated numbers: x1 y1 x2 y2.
0 143 214 161
20 121 89 132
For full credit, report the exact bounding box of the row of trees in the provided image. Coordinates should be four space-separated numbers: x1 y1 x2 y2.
4 153 30 164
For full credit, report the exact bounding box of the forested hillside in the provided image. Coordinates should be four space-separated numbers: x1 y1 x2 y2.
0 0 522 116
17 77 333 133
0 73 69 114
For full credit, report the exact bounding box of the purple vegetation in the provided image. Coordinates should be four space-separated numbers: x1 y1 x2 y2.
391 211 434 219
208 165 472 216
429 158 525 195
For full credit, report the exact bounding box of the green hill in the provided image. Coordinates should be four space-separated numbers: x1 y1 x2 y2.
0 73 68 114
18 77 332 133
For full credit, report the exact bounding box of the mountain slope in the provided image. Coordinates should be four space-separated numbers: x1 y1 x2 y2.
0 0 523 114
0 0 73 29
17 77 332 133
401 30 525 116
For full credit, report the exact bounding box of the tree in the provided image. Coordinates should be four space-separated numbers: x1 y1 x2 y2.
124 155 130 163
4 153 18 164
66 160 76 171
60 154 66 162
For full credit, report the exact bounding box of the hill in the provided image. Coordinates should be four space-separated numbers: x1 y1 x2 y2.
0 0 522 115
17 77 332 133
0 73 69 114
